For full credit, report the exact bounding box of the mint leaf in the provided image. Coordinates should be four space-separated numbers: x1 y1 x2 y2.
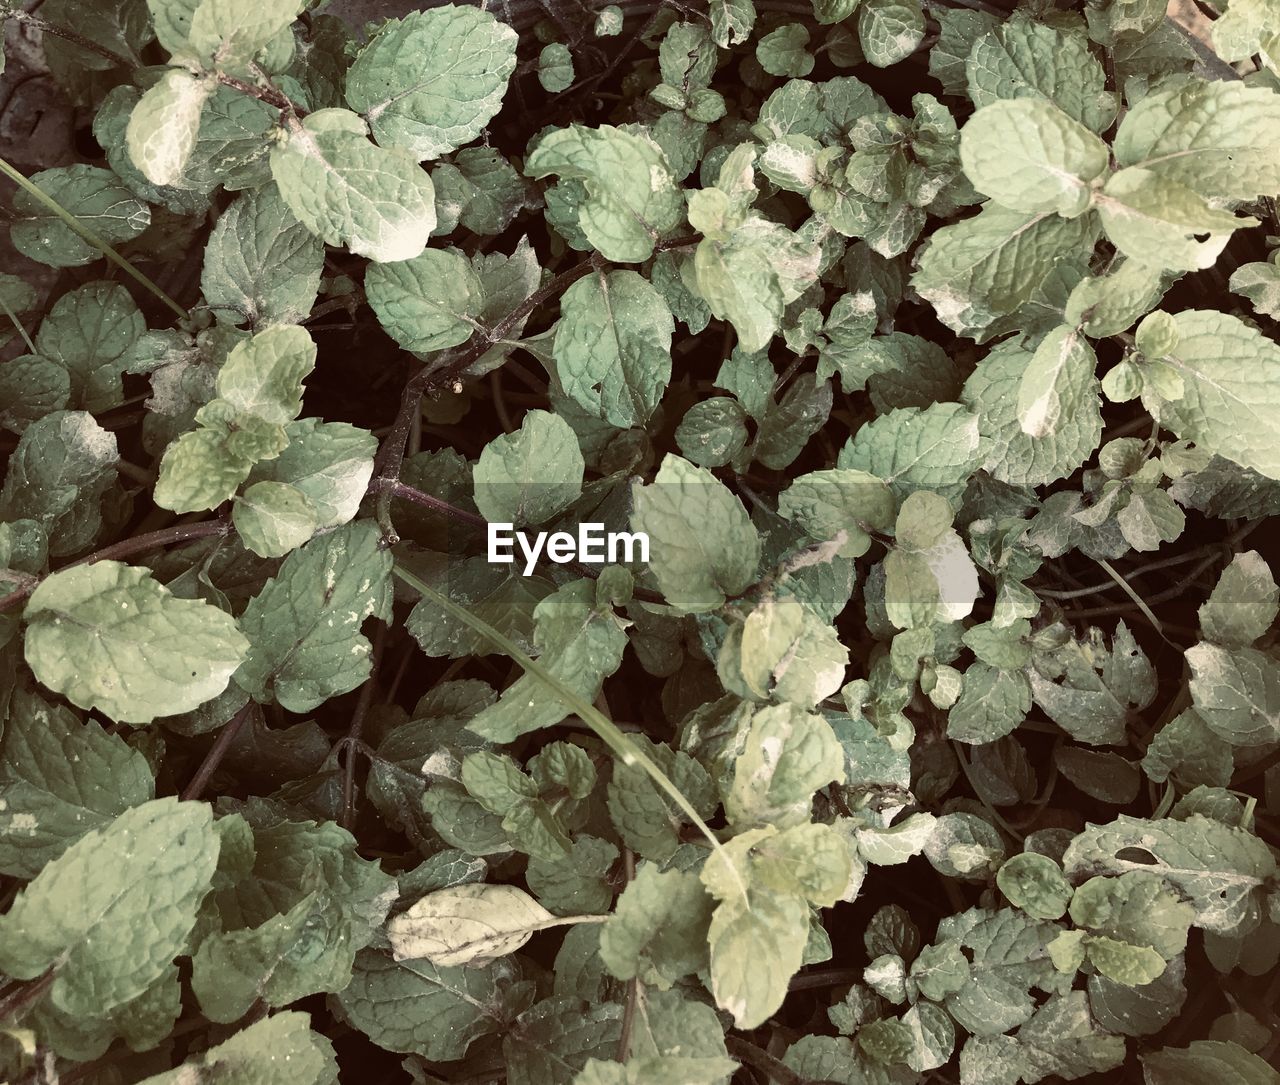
0 689 154 878
554 270 674 428
201 184 325 327
24 560 248 723
346 6 518 161
526 125 683 262
269 108 437 263
11 166 150 268
1136 310 1280 480
235 520 393 712
0 798 218 1016
631 455 761 612
133 1011 337 1085
960 100 1107 217
366 247 484 353
473 409 585 525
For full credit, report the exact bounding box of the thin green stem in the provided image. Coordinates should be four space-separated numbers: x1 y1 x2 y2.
0 290 35 353
0 157 187 320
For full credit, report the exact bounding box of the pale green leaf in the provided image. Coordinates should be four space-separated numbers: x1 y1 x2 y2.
133 1011 337 1085
630 455 760 612
232 480 319 558
0 798 218 1016
126 68 215 187
960 100 1107 217
1137 310 1280 481
24 560 248 724
235 520 393 712
525 124 683 262
553 270 674 428
269 108 436 263
345 6 518 161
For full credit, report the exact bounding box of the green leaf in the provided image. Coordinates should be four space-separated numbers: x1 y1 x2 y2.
948 662 1031 743
725 595 849 707
631 455 760 612
553 270 674 428
185 0 306 69
0 410 118 558
966 14 1116 132
599 866 713 988
858 0 925 67
337 948 517 1060
35 281 145 413
345 6 518 161
233 480 319 558
133 1011 337 1085
606 738 715 861
1231 254 1280 320
235 520 393 712
472 409 584 525
538 43 575 93
269 108 437 263
777 467 895 558
0 688 154 879
1114 81 1280 202
709 0 755 46
247 418 377 533
0 798 218 1016
725 704 845 829
838 401 983 500
525 124 683 262
1016 325 1101 439
997 853 1072 920
201 184 325 327
1186 643 1280 747
1199 552 1278 648
1096 168 1249 272
757 25 814 77
964 339 1103 486
126 68 216 187
464 579 627 741
912 202 1099 339
10 166 150 268
705 888 809 1028
960 100 1107 217
527 835 618 915
1063 814 1277 933
24 560 248 724
1142 1040 1280 1085
1028 622 1155 746
365 247 484 353
1136 310 1280 480
154 324 317 512
504 997 623 1085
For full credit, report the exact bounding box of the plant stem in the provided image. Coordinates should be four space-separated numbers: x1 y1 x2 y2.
374 479 488 530
4 8 134 68
724 1037 811 1085
0 970 54 1025
181 702 253 801
339 620 387 831
216 71 305 116
0 520 230 613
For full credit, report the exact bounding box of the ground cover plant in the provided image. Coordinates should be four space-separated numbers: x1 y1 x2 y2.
0 0 1279 1081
